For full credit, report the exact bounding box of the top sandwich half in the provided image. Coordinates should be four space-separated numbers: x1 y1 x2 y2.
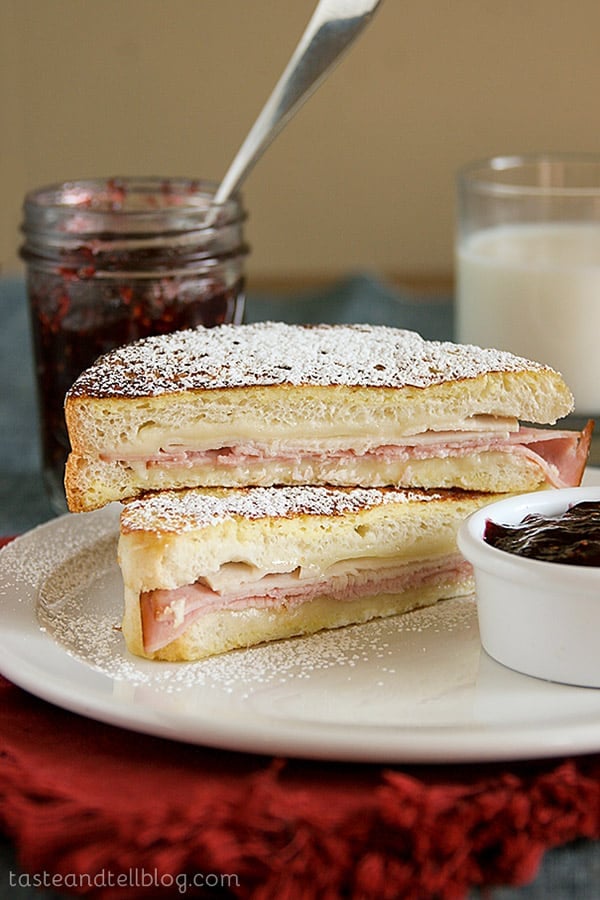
64 322 591 512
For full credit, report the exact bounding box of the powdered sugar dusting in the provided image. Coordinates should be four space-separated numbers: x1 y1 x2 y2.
120 484 446 534
67 322 547 399
0 509 118 592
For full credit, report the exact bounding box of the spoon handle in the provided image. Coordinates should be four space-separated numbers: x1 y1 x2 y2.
212 0 383 208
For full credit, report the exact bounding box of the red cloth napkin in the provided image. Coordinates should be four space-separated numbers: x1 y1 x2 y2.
1 535 600 900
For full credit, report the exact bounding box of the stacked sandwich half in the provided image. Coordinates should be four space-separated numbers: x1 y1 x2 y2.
64 322 591 661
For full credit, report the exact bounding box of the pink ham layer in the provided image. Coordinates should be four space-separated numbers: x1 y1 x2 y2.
115 423 593 490
140 555 473 654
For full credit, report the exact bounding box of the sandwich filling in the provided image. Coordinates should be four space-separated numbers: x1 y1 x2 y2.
107 423 592 490
140 552 472 653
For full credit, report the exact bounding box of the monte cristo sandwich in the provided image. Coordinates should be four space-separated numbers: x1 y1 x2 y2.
118 484 500 661
65 321 592 662
64 322 591 512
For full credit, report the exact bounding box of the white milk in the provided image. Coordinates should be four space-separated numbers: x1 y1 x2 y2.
456 222 600 414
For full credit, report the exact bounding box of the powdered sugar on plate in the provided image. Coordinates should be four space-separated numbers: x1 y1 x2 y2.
0 507 477 699
66 322 546 399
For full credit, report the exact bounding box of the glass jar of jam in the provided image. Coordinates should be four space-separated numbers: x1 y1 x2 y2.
20 177 248 513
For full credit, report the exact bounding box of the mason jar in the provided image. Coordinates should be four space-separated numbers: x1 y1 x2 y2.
20 176 248 513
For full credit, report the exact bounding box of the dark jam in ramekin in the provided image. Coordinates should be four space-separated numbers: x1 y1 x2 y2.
21 178 248 511
484 501 600 566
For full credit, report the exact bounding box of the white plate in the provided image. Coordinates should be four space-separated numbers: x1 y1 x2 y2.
2 470 600 764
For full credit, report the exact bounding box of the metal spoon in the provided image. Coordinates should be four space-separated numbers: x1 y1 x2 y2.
210 0 383 212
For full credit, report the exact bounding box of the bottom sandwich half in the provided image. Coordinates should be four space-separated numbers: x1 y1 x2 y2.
118 484 505 662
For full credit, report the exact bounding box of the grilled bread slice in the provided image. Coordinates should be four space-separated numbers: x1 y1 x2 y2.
119 484 504 661
65 322 587 512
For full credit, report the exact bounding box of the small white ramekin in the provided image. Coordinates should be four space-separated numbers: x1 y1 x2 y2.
458 486 600 688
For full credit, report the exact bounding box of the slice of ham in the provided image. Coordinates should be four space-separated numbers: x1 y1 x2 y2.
505 421 593 489
140 554 472 654
113 422 593 490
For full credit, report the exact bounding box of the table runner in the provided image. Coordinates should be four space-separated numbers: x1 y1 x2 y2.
2 541 600 899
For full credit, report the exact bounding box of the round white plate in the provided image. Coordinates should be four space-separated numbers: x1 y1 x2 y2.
2 470 600 764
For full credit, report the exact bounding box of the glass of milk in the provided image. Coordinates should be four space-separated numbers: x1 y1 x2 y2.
456 154 600 419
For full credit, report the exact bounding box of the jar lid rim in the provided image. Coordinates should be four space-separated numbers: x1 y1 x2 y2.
22 177 244 216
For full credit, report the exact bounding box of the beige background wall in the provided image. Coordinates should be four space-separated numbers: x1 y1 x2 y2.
2 0 600 285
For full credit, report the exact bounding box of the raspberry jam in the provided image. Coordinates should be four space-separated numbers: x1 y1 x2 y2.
484 501 600 565
20 177 248 512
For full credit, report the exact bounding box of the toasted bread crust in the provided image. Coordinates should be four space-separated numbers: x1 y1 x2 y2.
66 321 559 399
